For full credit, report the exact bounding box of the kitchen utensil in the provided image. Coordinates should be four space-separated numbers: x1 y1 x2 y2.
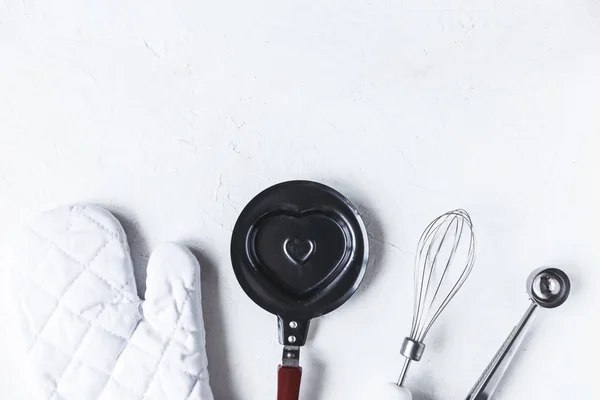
11 205 213 400
231 180 369 400
381 209 476 400
465 267 571 400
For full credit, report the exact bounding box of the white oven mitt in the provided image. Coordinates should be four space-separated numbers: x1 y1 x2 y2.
10 204 214 400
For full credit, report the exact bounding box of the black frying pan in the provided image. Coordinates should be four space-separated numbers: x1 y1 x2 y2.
231 180 369 400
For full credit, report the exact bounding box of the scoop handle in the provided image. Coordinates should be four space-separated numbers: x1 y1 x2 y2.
465 302 538 399
277 365 302 400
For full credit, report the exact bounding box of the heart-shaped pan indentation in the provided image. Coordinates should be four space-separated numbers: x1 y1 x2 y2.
284 238 315 265
250 211 351 298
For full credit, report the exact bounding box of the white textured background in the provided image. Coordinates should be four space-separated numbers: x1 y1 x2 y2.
1 0 599 399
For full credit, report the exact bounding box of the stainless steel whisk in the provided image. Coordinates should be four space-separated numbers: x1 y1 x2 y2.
397 209 477 388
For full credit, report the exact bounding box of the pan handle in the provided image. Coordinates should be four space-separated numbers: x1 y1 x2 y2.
277 365 302 400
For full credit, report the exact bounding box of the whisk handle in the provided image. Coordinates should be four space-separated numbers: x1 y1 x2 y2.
377 383 413 400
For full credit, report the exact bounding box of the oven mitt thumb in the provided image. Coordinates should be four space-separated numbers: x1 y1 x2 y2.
10 204 214 400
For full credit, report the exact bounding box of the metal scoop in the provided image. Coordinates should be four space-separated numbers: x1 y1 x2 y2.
465 267 571 400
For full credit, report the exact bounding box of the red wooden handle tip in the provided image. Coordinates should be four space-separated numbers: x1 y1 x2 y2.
277 365 303 400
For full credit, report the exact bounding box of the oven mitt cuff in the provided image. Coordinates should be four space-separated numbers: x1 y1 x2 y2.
10 204 214 400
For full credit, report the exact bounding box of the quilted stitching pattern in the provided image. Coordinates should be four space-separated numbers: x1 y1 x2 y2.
11 205 213 400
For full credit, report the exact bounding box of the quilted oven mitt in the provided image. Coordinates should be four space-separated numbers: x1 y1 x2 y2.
10 204 214 400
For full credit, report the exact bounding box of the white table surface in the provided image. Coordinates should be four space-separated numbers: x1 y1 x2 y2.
1 1 599 399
